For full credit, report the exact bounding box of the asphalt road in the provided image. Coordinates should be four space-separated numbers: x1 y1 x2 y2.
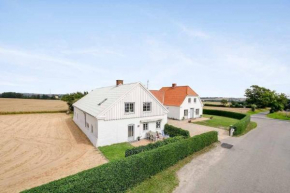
174 112 290 193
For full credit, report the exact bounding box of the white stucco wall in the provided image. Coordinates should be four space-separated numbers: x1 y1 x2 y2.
97 115 167 146
73 107 98 146
166 96 203 120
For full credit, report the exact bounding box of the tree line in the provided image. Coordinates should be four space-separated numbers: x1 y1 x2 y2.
61 92 88 111
245 85 289 113
0 92 58 100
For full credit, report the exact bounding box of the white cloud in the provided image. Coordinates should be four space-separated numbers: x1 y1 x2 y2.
174 22 210 39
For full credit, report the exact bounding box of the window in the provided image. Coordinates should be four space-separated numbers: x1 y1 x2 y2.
143 102 151 112
91 124 93 133
194 98 197 103
184 109 188 116
86 122 89 128
156 121 161 129
125 102 134 113
188 98 191 103
143 123 148 131
196 109 200 115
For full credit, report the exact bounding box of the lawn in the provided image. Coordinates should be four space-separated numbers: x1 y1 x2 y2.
267 111 290 121
127 144 216 193
194 114 239 129
99 142 133 161
246 108 269 115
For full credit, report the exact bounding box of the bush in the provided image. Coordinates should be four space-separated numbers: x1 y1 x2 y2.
164 124 190 138
204 104 225 107
23 131 218 193
125 136 185 157
203 109 250 135
251 104 257 112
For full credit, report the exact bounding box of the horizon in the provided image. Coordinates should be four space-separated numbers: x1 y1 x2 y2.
1 1 290 97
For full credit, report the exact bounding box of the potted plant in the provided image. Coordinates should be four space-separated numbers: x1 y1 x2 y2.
137 136 141 141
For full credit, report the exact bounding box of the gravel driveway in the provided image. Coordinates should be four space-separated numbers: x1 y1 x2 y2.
174 112 290 193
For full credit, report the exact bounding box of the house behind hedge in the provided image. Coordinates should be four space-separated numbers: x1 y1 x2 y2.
73 80 168 147
151 83 203 120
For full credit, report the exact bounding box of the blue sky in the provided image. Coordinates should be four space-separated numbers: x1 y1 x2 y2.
0 0 289 97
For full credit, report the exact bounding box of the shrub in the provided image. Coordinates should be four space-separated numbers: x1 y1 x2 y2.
204 104 225 107
164 124 190 138
23 132 218 193
251 104 257 112
203 109 250 136
125 136 185 157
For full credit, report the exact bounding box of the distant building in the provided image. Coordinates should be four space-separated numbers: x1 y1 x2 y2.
151 83 203 120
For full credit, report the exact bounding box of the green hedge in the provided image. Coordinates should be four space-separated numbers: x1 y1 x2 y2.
204 104 225 107
164 124 190 138
23 131 218 193
203 109 250 135
125 136 185 157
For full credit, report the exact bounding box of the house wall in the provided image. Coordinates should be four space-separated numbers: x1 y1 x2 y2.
73 107 98 146
180 96 203 120
97 115 167 146
101 84 167 121
166 106 181 120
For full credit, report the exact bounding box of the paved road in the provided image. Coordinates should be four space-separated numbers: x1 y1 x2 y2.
174 112 290 193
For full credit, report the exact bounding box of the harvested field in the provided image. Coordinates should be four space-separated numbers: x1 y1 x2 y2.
204 106 250 114
0 98 67 113
0 113 107 193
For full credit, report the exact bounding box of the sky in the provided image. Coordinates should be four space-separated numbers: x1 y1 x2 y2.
0 0 290 97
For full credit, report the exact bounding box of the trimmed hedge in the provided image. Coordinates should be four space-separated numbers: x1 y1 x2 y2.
125 136 185 157
203 109 251 135
23 131 218 193
204 104 225 107
164 124 190 138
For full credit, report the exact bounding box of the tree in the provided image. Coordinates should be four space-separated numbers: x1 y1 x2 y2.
61 91 88 111
270 93 288 113
245 85 276 108
221 99 228 106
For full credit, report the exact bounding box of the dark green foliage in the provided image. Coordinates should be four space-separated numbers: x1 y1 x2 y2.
23 131 218 193
125 136 185 157
204 104 225 107
1 92 23 98
221 99 228 106
203 109 251 136
164 124 190 138
0 92 58 100
251 104 257 112
61 92 88 111
203 109 245 119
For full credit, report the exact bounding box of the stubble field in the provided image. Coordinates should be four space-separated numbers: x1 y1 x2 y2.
0 113 107 193
0 98 67 113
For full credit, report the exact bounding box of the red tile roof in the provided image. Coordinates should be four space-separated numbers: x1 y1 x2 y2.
150 86 198 106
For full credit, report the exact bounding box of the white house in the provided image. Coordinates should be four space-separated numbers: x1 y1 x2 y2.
151 83 203 120
73 80 168 147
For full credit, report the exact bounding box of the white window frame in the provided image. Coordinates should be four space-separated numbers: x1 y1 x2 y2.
194 98 197 103
156 121 161 129
143 123 148 131
125 102 135 113
188 98 191 103
196 109 200 115
143 102 152 112
184 109 188 116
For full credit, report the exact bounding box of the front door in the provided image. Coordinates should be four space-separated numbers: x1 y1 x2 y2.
128 125 134 142
190 108 194 118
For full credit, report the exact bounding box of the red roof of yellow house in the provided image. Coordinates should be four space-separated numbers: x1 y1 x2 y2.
150 84 199 106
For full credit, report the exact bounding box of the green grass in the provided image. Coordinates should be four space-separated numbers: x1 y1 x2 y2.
127 144 216 193
99 142 133 161
267 111 290 121
246 108 268 115
194 114 239 130
234 121 257 136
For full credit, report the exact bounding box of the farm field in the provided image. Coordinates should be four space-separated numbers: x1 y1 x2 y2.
0 113 107 193
0 98 67 113
203 106 250 114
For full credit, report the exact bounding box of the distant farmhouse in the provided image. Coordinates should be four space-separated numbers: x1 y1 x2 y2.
151 83 203 120
73 80 168 147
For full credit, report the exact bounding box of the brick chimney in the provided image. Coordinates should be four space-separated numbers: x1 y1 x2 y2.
172 83 177 88
116 80 123 86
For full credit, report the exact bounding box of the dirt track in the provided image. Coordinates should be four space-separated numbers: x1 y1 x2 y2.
0 98 67 112
0 113 107 193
